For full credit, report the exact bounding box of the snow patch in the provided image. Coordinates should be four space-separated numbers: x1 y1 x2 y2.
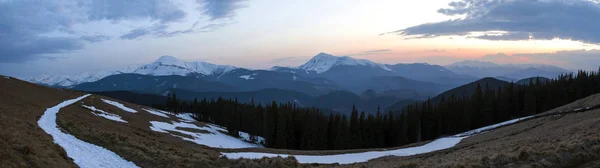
149 121 263 149
101 99 138 113
82 105 127 123
37 94 138 168
239 131 266 144
141 108 170 118
176 113 196 122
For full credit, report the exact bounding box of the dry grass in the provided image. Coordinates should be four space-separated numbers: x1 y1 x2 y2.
0 76 81 168
348 93 600 168
4 74 600 168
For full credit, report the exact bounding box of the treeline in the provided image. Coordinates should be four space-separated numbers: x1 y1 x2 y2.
164 94 405 150
400 70 600 142
162 69 600 150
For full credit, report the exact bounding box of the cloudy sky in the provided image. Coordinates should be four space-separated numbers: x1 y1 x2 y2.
1 0 600 77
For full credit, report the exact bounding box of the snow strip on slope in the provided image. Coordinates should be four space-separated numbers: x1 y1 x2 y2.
176 113 196 122
141 108 170 118
454 115 533 137
149 121 263 149
239 131 266 144
101 99 138 113
38 94 138 168
223 114 537 164
239 75 254 80
82 105 127 123
223 137 464 164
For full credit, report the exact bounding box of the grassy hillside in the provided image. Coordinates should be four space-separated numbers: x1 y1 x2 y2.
4 74 600 167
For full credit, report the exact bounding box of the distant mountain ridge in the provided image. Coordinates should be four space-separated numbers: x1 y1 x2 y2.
445 60 570 79
26 53 570 106
25 56 235 87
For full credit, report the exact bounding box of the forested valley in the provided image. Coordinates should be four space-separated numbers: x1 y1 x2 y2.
159 69 600 150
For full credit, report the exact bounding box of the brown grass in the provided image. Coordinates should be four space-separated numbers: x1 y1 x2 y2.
5 74 600 168
348 93 600 168
57 92 318 167
0 76 81 168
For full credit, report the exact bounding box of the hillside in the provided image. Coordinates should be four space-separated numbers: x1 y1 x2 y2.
3 75 600 167
431 77 510 102
354 93 600 167
0 75 299 167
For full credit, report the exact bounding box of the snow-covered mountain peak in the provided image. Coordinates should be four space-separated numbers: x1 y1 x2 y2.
133 56 236 76
27 56 238 87
299 53 391 73
152 55 188 67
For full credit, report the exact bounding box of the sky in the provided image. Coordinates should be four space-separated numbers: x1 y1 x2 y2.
1 0 600 78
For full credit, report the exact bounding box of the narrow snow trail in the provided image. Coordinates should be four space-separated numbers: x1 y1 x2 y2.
223 114 536 164
37 94 138 168
223 137 464 164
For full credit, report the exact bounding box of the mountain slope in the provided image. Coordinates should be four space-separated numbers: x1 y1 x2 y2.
72 74 238 94
431 77 511 102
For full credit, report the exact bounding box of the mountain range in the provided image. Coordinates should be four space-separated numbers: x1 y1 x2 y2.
445 60 570 80
23 53 573 113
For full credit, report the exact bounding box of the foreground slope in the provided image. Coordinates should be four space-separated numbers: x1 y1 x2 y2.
351 93 600 167
0 76 81 167
3 74 600 167
0 76 299 167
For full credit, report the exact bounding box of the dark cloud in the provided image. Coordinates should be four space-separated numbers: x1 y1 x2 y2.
0 35 84 63
364 49 391 54
0 0 248 63
271 57 299 63
85 0 187 23
0 1 84 63
119 22 231 39
81 35 111 43
199 0 248 20
120 28 151 40
394 0 600 43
